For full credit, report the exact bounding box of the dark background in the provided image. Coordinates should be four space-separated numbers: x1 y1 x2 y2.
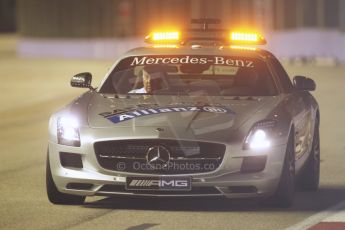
1 0 344 37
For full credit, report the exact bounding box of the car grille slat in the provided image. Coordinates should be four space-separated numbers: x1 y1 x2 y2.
94 139 225 174
98 184 222 195
99 155 146 160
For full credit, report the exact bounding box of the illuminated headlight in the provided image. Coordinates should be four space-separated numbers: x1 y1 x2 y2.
244 120 276 150
57 116 80 146
247 129 270 149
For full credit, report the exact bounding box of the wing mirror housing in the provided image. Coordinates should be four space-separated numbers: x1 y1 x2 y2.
293 75 316 91
71 72 94 90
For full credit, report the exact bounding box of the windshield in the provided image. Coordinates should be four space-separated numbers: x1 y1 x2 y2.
99 55 277 96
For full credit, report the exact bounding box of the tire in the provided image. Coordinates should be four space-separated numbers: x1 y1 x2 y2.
46 153 85 205
269 133 296 208
298 120 320 191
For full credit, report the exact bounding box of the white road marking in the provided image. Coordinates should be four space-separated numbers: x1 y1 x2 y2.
322 210 345 222
285 199 345 230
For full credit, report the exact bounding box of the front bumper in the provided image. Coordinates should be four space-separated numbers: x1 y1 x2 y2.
48 140 287 199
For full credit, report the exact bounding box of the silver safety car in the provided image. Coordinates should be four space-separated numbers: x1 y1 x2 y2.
46 19 320 207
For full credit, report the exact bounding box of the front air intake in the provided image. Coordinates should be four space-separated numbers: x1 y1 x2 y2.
66 183 93 190
59 152 83 168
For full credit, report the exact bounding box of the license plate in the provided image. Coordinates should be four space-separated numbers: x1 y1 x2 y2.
126 177 191 191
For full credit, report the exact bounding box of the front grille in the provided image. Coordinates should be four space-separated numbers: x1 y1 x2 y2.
94 139 225 174
99 184 221 195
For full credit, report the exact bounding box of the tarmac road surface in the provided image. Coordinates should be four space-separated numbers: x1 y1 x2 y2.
1 35 345 230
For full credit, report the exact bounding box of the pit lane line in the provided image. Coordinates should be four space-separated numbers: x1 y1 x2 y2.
285 198 345 230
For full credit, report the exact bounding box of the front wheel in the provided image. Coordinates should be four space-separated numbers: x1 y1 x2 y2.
268 133 296 208
46 152 85 205
298 120 320 191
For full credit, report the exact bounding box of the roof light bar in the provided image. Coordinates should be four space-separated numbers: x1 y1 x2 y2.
230 31 266 45
152 44 179 48
153 32 179 41
143 26 267 46
145 31 181 44
230 45 257 51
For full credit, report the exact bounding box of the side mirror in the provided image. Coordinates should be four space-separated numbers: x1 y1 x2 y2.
293 75 316 91
71 72 93 89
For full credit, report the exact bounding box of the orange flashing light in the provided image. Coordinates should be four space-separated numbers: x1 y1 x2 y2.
152 44 179 48
152 31 179 41
230 31 266 45
230 45 257 51
145 31 180 44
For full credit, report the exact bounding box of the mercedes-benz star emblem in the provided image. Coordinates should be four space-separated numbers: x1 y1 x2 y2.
146 145 170 168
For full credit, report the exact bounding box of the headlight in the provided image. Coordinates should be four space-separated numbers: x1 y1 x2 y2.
57 116 80 146
246 129 270 149
244 120 276 150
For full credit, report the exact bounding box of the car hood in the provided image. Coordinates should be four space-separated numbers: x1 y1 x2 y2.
87 94 280 134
